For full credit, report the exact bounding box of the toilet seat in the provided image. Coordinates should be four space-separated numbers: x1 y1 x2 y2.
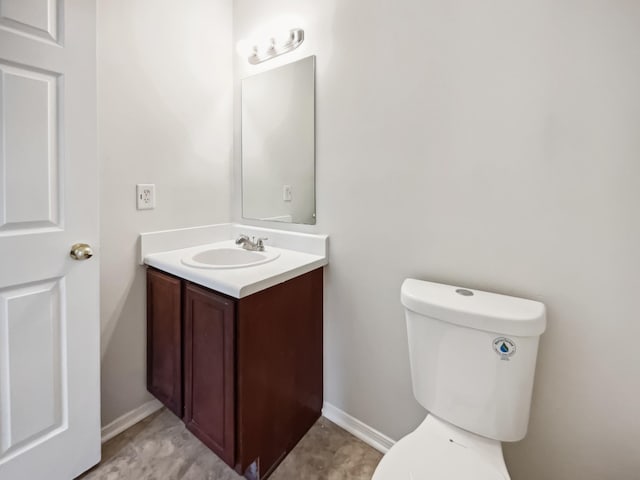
372 415 510 480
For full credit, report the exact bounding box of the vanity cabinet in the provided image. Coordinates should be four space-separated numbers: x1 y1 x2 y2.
146 267 323 480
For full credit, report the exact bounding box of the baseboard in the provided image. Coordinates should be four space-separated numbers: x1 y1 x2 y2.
322 402 395 454
102 400 393 453
101 399 164 444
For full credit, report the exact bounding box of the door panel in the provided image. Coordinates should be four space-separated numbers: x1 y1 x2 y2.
0 279 65 457
0 0 60 43
147 269 182 417
0 61 61 231
184 283 235 468
0 0 99 478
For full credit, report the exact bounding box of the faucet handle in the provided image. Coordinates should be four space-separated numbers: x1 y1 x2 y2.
256 237 268 250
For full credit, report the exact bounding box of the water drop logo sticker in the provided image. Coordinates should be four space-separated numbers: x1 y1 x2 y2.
493 337 516 360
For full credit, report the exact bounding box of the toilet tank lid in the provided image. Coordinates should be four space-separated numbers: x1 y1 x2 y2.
401 279 546 337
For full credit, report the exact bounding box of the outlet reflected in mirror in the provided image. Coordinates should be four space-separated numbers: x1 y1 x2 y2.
241 56 315 224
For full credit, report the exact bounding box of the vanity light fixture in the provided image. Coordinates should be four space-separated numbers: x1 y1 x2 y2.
248 28 304 65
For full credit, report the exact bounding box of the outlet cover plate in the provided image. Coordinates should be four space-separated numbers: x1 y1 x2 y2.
137 184 155 210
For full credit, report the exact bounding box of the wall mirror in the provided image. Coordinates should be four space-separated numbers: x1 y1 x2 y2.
241 56 316 224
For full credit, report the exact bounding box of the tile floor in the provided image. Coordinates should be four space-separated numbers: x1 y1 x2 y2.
78 409 382 480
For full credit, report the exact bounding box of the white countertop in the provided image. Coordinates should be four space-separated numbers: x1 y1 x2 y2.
143 235 328 298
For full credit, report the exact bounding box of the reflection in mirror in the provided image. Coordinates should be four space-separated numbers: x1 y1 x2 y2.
242 56 315 224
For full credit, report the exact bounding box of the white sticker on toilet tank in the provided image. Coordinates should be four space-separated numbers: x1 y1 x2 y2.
493 337 516 360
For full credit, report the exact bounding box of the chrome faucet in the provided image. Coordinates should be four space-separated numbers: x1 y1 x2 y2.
235 234 268 252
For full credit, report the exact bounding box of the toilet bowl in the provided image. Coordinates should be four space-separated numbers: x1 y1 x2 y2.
373 415 509 480
372 279 546 479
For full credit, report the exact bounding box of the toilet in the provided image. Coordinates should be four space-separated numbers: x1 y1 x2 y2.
373 279 546 479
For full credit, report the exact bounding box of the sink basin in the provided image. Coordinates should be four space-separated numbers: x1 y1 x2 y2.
181 247 280 269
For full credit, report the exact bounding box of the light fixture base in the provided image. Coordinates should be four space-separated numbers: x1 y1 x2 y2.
248 28 304 65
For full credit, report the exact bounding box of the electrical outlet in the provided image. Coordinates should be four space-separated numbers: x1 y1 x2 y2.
136 184 155 210
283 185 292 202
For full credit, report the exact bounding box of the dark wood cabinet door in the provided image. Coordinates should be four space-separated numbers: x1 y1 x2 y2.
183 283 236 467
147 268 182 416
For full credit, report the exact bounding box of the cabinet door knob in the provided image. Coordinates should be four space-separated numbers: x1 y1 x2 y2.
70 243 93 260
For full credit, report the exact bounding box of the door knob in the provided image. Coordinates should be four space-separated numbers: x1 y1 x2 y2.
70 243 93 260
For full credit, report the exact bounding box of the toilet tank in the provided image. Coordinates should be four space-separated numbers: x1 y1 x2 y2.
401 279 546 442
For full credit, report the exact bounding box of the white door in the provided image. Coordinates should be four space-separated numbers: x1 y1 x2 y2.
0 1 100 479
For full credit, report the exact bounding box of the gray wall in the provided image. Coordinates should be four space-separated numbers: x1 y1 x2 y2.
233 1 640 479
98 0 233 425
